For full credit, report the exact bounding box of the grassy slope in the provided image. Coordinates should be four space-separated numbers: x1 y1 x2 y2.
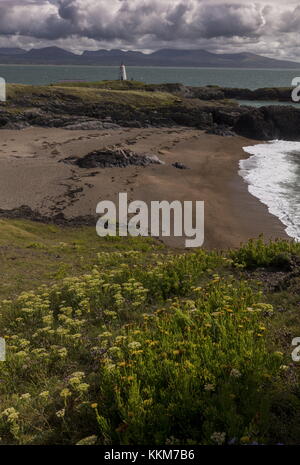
51 80 159 91
2 82 236 113
0 220 300 444
5 83 177 108
0 219 162 299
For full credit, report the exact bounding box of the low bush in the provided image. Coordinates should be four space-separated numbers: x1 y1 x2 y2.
0 248 284 445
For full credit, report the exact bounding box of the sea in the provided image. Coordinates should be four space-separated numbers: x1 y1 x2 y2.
0 64 299 239
0 64 299 89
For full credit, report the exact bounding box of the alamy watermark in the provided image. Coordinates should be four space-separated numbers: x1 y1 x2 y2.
0 77 6 102
96 193 204 248
291 78 300 102
0 338 5 361
291 337 300 362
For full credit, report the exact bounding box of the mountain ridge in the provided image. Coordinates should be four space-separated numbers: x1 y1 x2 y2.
0 47 299 68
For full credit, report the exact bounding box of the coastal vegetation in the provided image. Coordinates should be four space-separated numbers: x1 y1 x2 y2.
5 83 179 109
0 220 300 444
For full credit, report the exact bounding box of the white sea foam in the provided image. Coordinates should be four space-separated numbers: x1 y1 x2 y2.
239 140 300 240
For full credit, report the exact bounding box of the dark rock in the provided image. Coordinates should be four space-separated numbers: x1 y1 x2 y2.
186 86 225 101
63 120 120 130
62 147 164 169
122 121 143 128
2 121 30 130
0 204 96 226
213 108 243 126
168 106 213 129
261 106 300 140
222 87 295 102
172 162 189 170
234 105 300 140
206 125 236 137
182 86 296 103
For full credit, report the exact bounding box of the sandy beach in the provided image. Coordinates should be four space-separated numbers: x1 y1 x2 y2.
0 126 288 249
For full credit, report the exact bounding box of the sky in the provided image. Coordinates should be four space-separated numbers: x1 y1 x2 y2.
0 0 300 60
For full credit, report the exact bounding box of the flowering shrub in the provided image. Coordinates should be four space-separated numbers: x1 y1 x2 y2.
230 236 300 270
0 243 289 444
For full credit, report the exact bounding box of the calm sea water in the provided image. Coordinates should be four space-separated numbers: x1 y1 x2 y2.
237 100 300 108
0 65 299 89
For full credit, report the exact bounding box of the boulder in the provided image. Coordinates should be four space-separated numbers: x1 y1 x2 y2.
172 162 189 170
62 147 165 169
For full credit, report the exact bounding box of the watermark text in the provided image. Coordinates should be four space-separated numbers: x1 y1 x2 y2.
291 77 300 102
0 77 6 102
96 193 204 248
0 338 5 361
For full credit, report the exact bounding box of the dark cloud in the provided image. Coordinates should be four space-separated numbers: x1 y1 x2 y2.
279 5 300 33
0 0 298 60
192 4 264 38
0 0 73 39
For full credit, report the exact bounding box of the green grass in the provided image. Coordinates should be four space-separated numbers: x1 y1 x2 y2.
52 80 151 91
2 82 236 115
0 224 300 445
230 236 300 269
0 219 163 299
5 83 177 109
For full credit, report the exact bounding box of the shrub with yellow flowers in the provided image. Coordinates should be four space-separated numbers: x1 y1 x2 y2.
0 239 293 445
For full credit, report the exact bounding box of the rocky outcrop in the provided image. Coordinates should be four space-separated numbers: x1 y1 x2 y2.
1 84 300 141
63 120 120 130
62 147 164 169
234 106 300 140
172 162 189 170
206 126 236 137
0 205 95 226
182 86 296 103
222 87 294 102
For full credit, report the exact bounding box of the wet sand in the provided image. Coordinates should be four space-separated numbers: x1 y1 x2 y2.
0 126 288 249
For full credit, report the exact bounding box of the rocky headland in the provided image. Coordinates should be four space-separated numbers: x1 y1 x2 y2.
0 81 299 141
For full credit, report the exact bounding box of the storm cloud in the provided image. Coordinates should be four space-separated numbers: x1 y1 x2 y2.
0 0 299 60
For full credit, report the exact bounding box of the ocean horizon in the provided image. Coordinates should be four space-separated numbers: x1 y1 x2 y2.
0 64 300 89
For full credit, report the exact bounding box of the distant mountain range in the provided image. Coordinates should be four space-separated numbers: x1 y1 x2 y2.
0 46 299 68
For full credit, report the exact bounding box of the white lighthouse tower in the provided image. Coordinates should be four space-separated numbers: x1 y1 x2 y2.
119 63 127 81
